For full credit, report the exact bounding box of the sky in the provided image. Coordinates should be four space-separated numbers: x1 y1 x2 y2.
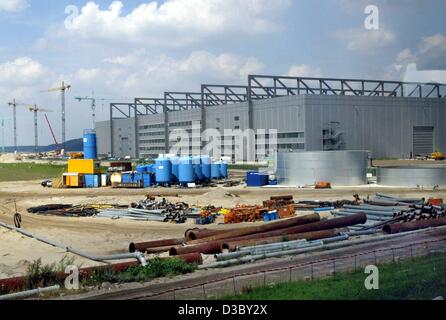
0 0 445 147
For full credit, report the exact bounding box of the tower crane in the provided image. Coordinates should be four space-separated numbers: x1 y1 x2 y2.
6 100 34 153
43 81 71 150
75 94 130 129
29 105 53 154
0 117 12 154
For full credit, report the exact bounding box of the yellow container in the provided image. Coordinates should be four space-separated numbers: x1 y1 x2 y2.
68 159 100 174
63 173 84 188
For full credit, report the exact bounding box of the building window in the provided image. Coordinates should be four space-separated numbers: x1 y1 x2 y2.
234 116 240 121
234 125 240 129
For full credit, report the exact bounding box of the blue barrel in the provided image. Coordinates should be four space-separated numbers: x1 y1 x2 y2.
136 165 147 174
211 162 221 179
145 165 155 174
192 156 203 181
220 161 229 179
83 130 97 160
170 156 180 182
155 157 172 184
179 156 194 184
201 156 211 180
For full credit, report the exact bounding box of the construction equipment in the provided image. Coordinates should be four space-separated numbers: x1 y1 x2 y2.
44 81 71 150
44 114 61 155
0 118 11 154
6 100 34 153
28 105 53 154
67 159 101 174
75 94 129 130
432 152 446 160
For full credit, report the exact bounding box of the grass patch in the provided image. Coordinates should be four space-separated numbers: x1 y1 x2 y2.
221 253 446 300
1 257 197 296
229 164 263 171
84 258 197 285
0 163 67 182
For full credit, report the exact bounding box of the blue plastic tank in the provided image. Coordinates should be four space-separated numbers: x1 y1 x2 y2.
169 156 180 182
136 165 147 174
155 157 172 184
211 162 221 179
201 156 211 180
145 164 155 174
179 156 194 184
83 130 97 160
192 156 203 181
220 161 229 179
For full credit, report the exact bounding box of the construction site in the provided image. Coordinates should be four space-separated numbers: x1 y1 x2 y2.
0 72 446 301
0 0 445 304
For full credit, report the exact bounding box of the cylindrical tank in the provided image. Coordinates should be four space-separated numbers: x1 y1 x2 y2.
170 156 180 182
155 157 172 184
83 130 97 160
136 165 147 174
145 164 155 174
220 161 229 179
378 166 446 187
179 156 194 184
211 162 222 179
201 156 212 180
110 173 122 185
276 151 369 186
192 156 203 181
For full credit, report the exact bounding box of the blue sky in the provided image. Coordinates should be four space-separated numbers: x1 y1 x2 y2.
0 0 445 146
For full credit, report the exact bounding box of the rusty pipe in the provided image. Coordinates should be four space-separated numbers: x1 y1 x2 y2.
215 213 366 247
129 238 185 253
188 213 321 244
169 241 223 256
187 228 237 241
221 229 343 252
383 217 446 234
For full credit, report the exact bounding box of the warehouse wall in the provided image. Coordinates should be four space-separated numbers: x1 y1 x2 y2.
111 118 136 158
96 120 111 157
304 95 446 159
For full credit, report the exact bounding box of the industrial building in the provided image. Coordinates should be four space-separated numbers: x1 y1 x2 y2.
96 75 446 160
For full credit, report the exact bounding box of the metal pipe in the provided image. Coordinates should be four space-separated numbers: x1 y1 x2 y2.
343 204 409 212
200 226 446 269
215 241 323 261
129 238 185 253
0 222 146 265
0 285 60 301
169 241 223 256
383 217 446 234
188 213 321 244
221 229 342 252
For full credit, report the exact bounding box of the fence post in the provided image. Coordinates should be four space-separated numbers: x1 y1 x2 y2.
311 263 314 280
354 255 357 271
233 276 236 295
333 258 336 275
289 267 292 282
374 250 377 265
173 289 176 301
202 285 206 300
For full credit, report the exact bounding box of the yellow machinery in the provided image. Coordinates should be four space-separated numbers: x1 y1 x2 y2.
63 173 84 188
432 152 446 160
67 159 101 174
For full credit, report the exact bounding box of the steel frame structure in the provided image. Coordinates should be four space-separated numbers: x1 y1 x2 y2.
108 75 446 157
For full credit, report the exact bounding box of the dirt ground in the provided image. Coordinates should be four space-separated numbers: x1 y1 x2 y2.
1 179 445 279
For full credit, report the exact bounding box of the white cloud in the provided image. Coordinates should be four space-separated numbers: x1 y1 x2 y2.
286 64 322 78
62 0 291 46
333 28 396 52
0 57 47 84
403 63 446 84
0 0 28 12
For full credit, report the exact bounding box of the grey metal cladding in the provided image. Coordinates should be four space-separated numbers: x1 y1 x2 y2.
276 150 369 186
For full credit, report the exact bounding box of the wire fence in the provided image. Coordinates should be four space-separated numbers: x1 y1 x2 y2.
137 238 446 300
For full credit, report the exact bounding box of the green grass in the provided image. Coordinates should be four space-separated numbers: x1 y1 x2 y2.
0 163 67 182
221 253 446 300
229 164 263 171
84 258 197 285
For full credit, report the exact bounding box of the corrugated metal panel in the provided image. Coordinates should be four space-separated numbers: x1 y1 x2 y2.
413 126 434 156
